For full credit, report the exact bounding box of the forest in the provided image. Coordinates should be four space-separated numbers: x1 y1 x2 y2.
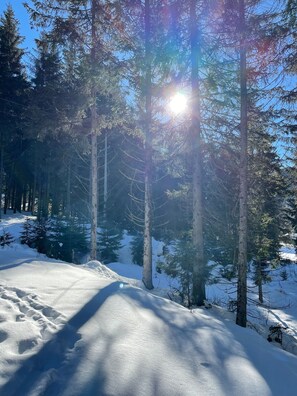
0 0 296 328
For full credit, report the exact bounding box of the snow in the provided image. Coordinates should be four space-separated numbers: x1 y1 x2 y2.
280 243 297 262
1 213 297 395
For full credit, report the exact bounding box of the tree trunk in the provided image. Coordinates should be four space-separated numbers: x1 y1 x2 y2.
190 0 205 306
31 149 37 215
90 129 98 260
22 185 27 212
15 183 22 213
65 160 71 217
90 0 98 261
256 262 263 303
28 184 32 213
236 0 248 328
37 181 42 221
142 0 153 290
44 159 50 219
103 133 108 221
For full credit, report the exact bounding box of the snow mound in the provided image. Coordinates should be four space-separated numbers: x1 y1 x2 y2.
84 260 141 287
83 260 122 280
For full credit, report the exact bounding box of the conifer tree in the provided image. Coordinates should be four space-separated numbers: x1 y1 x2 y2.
29 37 64 220
0 6 28 219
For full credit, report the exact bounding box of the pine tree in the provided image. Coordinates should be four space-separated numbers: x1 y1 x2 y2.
0 6 28 219
248 106 286 302
47 216 88 263
130 232 144 266
28 37 64 220
160 234 197 307
98 221 122 264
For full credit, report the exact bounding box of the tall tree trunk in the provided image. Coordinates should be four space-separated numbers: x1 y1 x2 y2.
236 0 248 327
256 261 263 303
90 128 98 260
190 0 205 306
28 184 32 213
37 180 42 221
4 180 9 214
32 152 37 215
142 0 153 290
44 159 50 219
65 160 71 217
103 133 108 221
22 185 27 212
15 183 22 213
90 0 98 261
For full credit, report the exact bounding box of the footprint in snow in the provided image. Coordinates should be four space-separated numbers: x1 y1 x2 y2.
18 338 38 354
0 329 8 343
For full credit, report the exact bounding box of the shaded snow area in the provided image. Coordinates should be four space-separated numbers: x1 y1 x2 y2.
1 214 297 395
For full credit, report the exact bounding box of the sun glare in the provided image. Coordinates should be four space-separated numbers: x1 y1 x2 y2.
168 93 187 114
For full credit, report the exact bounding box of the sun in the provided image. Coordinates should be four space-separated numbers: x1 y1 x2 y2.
168 93 187 114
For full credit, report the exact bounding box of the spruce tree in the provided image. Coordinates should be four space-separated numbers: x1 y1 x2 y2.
0 6 28 218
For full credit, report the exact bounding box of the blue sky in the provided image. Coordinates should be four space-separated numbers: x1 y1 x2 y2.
0 0 37 61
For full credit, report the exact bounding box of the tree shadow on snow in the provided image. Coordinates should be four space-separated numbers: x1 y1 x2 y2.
2 281 293 395
0 259 37 271
117 287 276 395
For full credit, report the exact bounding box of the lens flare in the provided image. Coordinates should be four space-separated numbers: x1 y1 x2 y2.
168 93 187 114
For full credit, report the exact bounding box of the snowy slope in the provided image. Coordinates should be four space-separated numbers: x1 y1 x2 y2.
1 213 297 395
1 257 297 396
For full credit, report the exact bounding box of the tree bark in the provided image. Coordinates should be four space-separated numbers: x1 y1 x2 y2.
90 0 98 261
90 129 98 260
190 0 205 306
65 160 71 218
103 133 108 221
256 262 263 304
142 0 153 290
236 0 248 327
31 151 37 215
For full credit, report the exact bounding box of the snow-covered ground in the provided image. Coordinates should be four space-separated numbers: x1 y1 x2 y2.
1 213 297 395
